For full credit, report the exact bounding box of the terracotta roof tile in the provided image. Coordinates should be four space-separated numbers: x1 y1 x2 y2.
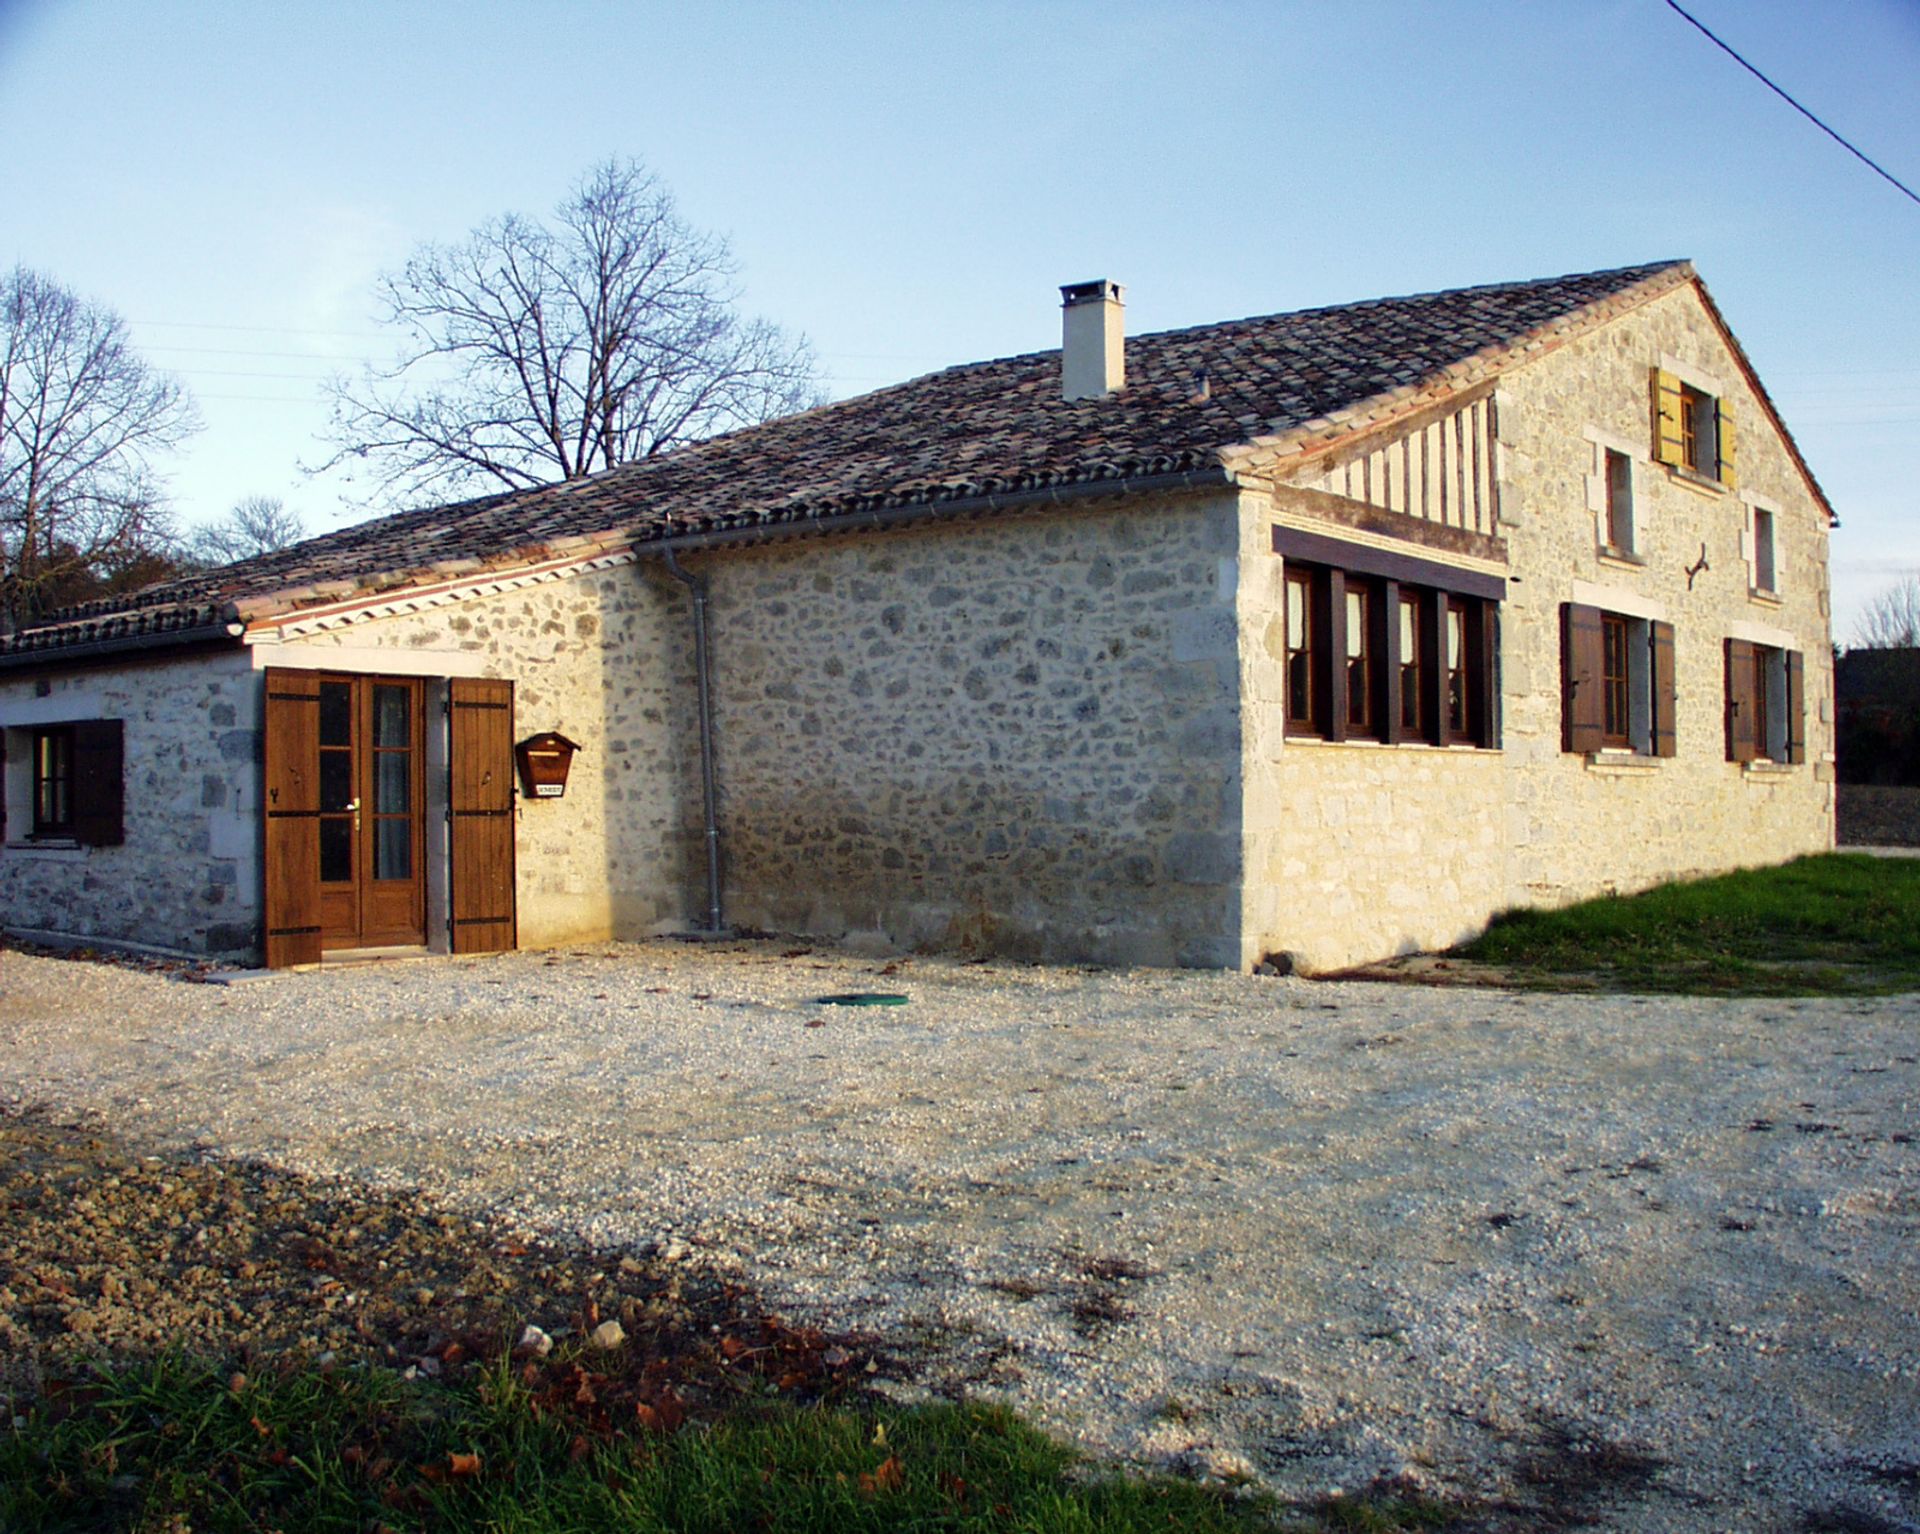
3 260 1689 657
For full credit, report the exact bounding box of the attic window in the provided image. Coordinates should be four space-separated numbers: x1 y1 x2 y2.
1653 366 1736 488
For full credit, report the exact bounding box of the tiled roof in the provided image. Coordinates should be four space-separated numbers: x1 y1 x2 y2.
3 260 1693 658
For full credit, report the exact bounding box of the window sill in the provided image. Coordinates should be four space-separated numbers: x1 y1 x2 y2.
1742 760 1796 779
1584 752 1660 776
1283 734 1499 754
1665 465 1729 497
3 839 86 859
1596 547 1645 569
1748 587 1782 607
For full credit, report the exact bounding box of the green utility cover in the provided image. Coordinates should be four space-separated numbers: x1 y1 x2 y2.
813 992 910 1007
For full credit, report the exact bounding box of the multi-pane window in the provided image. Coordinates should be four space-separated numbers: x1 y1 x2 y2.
1600 613 1632 748
1562 604 1675 759
1679 384 1716 476
1285 568 1315 734
1725 639 1803 765
1345 585 1373 735
32 727 73 836
1397 592 1424 737
1604 448 1634 553
1281 557 1497 748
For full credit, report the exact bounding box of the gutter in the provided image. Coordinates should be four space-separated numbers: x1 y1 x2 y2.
640 465 1235 558
0 614 246 674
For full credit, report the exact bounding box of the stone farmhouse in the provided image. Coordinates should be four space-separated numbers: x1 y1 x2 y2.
0 261 1836 973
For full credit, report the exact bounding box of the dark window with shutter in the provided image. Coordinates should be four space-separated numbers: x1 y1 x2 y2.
1561 604 1605 754
32 720 123 845
1725 638 1757 763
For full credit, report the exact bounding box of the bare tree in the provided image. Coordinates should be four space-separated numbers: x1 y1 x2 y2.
183 494 308 567
320 159 821 505
1854 574 1920 650
0 267 197 624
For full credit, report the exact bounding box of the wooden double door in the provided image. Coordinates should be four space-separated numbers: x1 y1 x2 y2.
262 669 517 967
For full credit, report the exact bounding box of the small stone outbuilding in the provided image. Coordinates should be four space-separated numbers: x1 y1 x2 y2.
0 261 1836 971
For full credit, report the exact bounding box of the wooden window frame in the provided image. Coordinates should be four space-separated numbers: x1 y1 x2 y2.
1752 507 1777 594
1278 543 1499 751
1395 588 1425 743
31 726 74 838
1600 613 1632 749
1565 606 1675 759
1604 448 1635 554
1724 641 1805 766
1680 384 1716 477
1344 581 1375 737
1284 566 1318 736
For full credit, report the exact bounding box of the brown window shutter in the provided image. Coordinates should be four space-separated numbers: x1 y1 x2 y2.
1724 638 1757 763
1650 621 1677 758
1420 587 1447 746
1371 579 1395 744
1785 649 1806 764
71 719 125 847
262 668 322 968
1322 568 1347 741
1463 599 1497 748
1561 604 1605 754
1374 583 1405 744
449 677 517 955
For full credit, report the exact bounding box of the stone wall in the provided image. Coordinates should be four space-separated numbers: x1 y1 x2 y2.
276 563 701 949
1240 281 1835 972
690 493 1247 968
0 650 262 959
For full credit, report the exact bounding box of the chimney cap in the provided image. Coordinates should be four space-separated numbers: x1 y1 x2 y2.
1060 279 1124 307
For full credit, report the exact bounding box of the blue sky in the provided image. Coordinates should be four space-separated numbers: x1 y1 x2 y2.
1 0 1914 637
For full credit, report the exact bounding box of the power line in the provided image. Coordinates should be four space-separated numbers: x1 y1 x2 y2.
1665 0 1920 207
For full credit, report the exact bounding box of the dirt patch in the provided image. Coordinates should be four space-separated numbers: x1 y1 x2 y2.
0 1107 880 1416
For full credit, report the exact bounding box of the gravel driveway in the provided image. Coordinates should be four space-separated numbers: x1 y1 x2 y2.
1 940 1915 1531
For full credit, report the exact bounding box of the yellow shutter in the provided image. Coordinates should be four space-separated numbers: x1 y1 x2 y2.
1651 368 1684 467
1716 396 1737 490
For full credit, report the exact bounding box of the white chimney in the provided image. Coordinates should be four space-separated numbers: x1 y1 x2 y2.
1060 279 1124 401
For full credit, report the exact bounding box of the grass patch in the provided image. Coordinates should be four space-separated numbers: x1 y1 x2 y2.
1457 853 1920 996
0 1352 1465 1533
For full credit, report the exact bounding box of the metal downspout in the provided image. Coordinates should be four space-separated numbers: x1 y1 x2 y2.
663 545 724 933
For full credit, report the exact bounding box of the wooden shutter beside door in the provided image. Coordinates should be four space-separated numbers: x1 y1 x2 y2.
262 668 323 967
1561 604 1605 755
449 678 517 955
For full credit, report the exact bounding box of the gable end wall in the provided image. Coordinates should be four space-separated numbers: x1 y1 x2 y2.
1239 282 1833 972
